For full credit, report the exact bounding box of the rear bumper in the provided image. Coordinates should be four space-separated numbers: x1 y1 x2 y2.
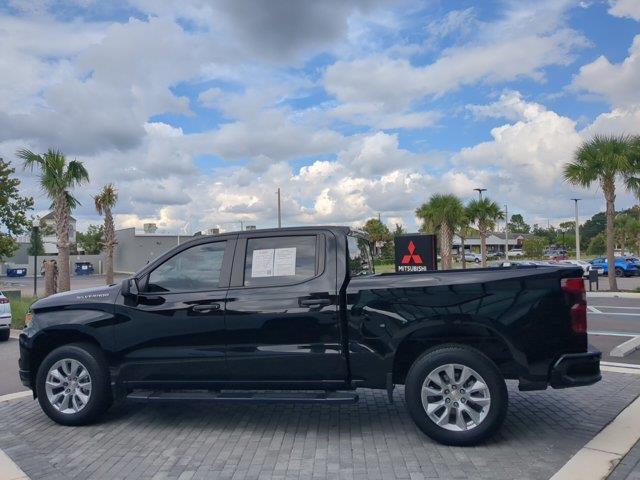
550 347 601 389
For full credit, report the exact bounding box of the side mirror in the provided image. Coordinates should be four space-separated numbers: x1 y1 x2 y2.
121 278 139 297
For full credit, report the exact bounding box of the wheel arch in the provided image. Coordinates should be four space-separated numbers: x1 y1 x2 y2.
392 325 517 385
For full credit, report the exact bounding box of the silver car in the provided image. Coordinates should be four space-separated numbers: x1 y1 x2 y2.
0 291 11 341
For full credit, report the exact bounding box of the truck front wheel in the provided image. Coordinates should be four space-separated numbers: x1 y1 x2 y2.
35 343 111 426
404 345 508 446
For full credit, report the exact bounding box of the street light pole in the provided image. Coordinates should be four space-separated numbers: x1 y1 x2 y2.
504 204 509 261
572 198 581 260
277 188 282 228
33 226 39 297
473 188 487 200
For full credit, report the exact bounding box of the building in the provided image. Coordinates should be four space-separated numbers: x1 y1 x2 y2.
452 232 534 254
40 212 76 254
113 228 193 274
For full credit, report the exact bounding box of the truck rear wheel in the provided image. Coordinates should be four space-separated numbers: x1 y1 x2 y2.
36 343 111 426
404 345 508 446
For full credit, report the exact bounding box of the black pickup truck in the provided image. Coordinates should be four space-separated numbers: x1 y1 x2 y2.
18 226 600 445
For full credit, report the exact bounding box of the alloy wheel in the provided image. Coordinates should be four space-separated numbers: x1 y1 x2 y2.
45 358 92 414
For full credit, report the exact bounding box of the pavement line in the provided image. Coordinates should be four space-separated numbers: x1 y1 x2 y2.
591 305 640 310
601 361 640 369
589 331 638 337
0 449 29 480
588 306 603 314
0 391 31 403
611 336 640 358
550 394 640 480
589 312 640 317
587 292 640 299
602 365 640 375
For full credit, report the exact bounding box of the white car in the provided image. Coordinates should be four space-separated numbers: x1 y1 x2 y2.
509 249 524 257
560 260 594 278
0 291 11 341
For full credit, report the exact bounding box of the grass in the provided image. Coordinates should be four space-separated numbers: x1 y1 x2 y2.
10 296 36 329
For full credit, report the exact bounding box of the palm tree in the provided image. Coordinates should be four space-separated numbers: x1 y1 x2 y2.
466 198 504 267
17 148 89 292
94 184 118 284
456 214 474 269
564 134 640 291
416 194 465 269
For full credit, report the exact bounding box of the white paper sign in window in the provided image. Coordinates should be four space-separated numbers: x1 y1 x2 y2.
251 249 275 277
274 247 296 276
251 247 297 278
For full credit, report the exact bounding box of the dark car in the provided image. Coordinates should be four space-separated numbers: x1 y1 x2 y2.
74 262 95 275
18 226 600 446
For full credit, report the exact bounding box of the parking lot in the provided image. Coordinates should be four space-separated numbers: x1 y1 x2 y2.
0 290 639 479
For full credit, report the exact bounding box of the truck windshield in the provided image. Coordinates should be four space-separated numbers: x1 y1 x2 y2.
347 234 375 276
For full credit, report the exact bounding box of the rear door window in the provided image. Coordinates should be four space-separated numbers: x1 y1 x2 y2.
244 236 317 287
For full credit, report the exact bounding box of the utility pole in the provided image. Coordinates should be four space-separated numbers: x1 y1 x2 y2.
572 198 581 260
240 220 244 231
504 204 509 261
473 188 487 200
277 188 282 228
33 225 39 297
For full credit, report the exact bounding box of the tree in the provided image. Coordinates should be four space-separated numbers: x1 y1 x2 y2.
523 236 546 259
587 233 606 255
0 158 33 261
77 225 104 255
564 134 640 291
362 218 393 262
17 148 89 292
27 222 45 256
416 194 465 269
95 184 118 284
614 214 634 254
456 212 475 269
507 214 530 234
466 197 505 267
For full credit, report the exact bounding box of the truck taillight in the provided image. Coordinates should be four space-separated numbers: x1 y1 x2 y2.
561 277 587 334
0 298 8 304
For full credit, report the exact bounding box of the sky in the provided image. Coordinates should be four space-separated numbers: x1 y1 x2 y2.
1 0 640 234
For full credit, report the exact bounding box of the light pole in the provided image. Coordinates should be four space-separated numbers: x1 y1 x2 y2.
276 188 282 228
473 188 487 200
572 198 581 260
504 204 509 261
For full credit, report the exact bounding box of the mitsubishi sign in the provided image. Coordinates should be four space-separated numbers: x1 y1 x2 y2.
394 234 437 273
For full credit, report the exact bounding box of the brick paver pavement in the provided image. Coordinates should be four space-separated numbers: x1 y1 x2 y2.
1 373 639 480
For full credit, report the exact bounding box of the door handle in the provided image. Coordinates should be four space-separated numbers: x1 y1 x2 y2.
299 298 331 308
191 303 221 313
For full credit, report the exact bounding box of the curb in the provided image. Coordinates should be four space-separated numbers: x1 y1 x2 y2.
0 392 31 403
0 449 28 480
551 394 640 480
611 336 640 358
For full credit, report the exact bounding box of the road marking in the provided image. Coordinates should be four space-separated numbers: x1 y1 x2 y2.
601 361 640 370
588 311 640 316
0 391 31 403
589 331 639 337
551 394 640 480
588 306 602 313
591 305 640 310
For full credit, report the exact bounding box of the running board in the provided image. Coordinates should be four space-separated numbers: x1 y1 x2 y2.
127 390 359 404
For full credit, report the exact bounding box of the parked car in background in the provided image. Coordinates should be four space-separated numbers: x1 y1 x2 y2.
545 250 568 261
590 257 638 277
509 249 524 257
624 257 640 267
0 291 11 341
460 252 482 263
560 260 596 278
74 262 95 276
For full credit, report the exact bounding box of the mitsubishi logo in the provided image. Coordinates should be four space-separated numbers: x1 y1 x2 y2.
401 241 423 265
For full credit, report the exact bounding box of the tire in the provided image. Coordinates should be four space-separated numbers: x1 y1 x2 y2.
474 258 480 263
404 345 508 446
35 343 111 426
615 268 624 278
0 329 9 342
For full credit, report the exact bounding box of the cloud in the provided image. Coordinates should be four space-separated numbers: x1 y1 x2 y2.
608 0 640 21
571 35 640 107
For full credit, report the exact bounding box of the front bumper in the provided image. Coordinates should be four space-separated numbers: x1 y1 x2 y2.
550 347 601 389
18 331 33 389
